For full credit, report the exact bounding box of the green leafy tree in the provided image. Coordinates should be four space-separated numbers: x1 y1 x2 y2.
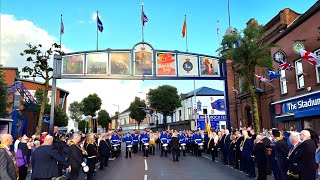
54 106 68 127
98 109 111 129
20 43 63 135
222 24 274 133
81 93 102 117
129 97 146 129
0 67 9 118
69 101 83 130
78 120 88 133
147 85 181 127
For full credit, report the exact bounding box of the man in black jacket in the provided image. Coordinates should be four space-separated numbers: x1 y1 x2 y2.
99 133 111 169
0 134 17 180
68 133 83 180
171 132 180 162
32 135 71 180
273 129 289 180
224 129 232 165
252 135 267 180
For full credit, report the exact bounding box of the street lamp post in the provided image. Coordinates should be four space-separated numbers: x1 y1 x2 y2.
138 92 150 128
113 104 119 129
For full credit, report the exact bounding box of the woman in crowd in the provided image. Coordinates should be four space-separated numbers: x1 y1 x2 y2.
149 132 156 155
16 135 31 180
85 134 98 180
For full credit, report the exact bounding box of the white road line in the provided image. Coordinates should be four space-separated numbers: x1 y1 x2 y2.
144 175 148 180
203 155 212 160
144 159 148 171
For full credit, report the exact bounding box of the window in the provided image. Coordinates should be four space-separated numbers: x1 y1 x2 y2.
203 109 208 115
295 60 304 89
187 108 192 119
280 69 287 94
13 91 20 108
315 49 320 83
178 110 182 121
238 78 243 93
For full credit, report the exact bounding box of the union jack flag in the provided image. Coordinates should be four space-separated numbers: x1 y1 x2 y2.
141 10 148 26
278 60 293 71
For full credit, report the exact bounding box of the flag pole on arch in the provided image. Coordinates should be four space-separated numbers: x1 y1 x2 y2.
60 14 64 52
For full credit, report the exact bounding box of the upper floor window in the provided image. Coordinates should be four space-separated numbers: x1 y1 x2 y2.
295 59 304 89
238 77 243 93
280 69 287 94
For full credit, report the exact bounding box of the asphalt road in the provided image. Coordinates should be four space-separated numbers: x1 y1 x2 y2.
90 144 253 180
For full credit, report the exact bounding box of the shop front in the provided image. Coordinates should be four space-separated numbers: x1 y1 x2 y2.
272 90 320 133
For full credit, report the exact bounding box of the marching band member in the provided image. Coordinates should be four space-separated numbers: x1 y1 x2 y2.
160 130 169 157
124 133 133 158
193 130 204 157
140 130 150 157
178 131 186 157
110 131 121 158
132 132 139 154
167 131 172 153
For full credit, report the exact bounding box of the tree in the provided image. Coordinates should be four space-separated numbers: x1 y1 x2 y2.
81 93 102 117
147 85 181 127
0 67 9 118
78 120 88 133
54 107 68 127
20 43 63 135
98 109 111 129
69 101 83 129
129 97 146 129
34 88 50 114
222 23 274 133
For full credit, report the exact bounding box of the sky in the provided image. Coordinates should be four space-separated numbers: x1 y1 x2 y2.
0 0 318 116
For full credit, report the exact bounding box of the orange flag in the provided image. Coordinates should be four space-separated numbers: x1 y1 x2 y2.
182 16 186 38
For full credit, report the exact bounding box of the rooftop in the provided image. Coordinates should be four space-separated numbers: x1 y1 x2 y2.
184 86 224 99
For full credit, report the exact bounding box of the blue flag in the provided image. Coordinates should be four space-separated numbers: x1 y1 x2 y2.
266 68 280 80
97 15 103 32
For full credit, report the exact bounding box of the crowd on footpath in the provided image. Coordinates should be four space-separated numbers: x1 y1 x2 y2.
0 125 319 180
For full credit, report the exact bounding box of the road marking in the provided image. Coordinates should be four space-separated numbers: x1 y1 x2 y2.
144 175 148 180
203 155 212 161
144 159 148 171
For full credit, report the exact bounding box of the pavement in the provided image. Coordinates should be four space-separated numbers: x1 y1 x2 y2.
26 144 274 180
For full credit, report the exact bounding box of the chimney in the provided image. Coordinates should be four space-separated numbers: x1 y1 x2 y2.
246 18 258 27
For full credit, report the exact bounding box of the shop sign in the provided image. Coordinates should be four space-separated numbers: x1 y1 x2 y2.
280 92 320 114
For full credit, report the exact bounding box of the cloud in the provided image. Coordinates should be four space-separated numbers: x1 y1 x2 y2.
0 14 72 68
0 14 144 129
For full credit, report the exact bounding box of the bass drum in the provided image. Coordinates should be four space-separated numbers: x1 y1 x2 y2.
127 144 133 152
162 143 168 151
144 143 149 150
112 144 119 151
198 143 204 150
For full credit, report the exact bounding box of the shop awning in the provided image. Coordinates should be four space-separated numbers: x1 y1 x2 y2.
275 113 294 122
294 108 320 118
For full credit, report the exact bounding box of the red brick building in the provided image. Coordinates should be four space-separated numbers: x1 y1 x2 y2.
1 66 69 135
228 1 320 133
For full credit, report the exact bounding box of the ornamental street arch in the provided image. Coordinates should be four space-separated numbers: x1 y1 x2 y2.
49 42 231 134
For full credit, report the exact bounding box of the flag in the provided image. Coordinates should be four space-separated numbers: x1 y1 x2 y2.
266 68 280 80
60 18 64 35
231 86 239 94
141 9 148 26
97 15 103 32
278 60 293 71
255 74 269 83
300 49 320 66
182 17 187 38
